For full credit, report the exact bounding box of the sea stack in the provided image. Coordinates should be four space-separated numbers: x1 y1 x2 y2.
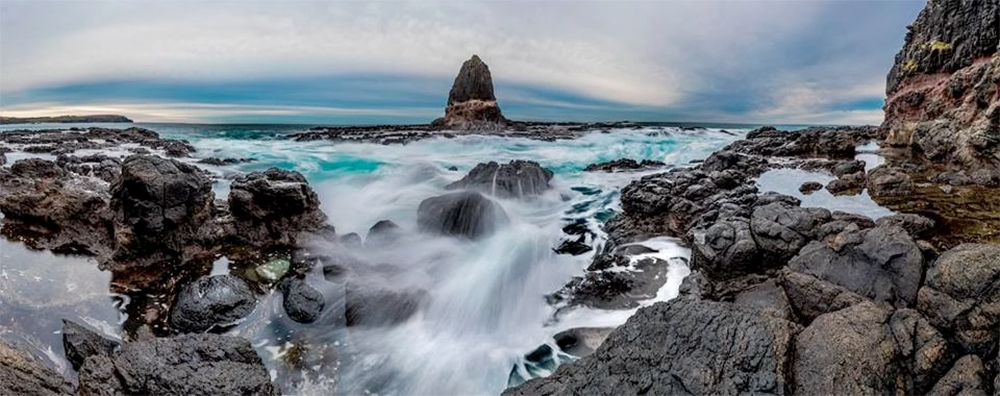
437 55 507 130
882 0 999 169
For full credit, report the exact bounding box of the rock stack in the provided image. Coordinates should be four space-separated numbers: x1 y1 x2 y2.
435 55 507 130
883 0 999 169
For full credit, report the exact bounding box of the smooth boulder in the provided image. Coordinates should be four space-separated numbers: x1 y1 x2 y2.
280 277 325 324
417 191 509 240
169 275 256 333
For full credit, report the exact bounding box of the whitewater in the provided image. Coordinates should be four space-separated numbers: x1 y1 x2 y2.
0 123 747 395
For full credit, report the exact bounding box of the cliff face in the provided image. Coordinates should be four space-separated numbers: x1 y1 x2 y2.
439 55 506 130
883 0 1000 169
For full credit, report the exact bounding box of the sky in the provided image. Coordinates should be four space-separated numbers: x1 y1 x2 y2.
0 0 926 125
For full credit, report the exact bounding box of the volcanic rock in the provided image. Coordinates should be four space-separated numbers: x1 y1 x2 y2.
439 55 506 129
280 277 325 324
917 243 1000 354
227 167 327 250
0 341 73 395
62 319 119 371
77 333 278 395
417 191 510 240
446 160 553 199
169 275 257 333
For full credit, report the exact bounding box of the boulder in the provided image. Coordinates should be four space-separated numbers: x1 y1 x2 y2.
917 243 1000 354
926 355 988 396
890 309 956 394
750 200 830 263
778 270 867 324
440 55 506 129
345 283 426 327
110 155 214 266
11 158 66 178
0 341 73 395
417 191 509 240
876 213 936 238
62 319 119 371
583 158 665 172
365 219 401 248
789 225 925 307
826 171 866 196
169 275 257 333
227 167 327 249
732 279 794 321
793 302 904 394
549 257 670 311
446 160 553 199
504 299 799 396
280 277 325 324
867 165 913 199
689 215 761 279
552 327 615 358
78 334 278 395
799 181 823 194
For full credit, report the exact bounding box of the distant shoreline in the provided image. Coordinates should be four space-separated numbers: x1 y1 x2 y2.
0 115 133 124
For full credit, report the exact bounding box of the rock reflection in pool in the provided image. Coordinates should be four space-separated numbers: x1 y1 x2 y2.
756 168 894 220
0 236 123 378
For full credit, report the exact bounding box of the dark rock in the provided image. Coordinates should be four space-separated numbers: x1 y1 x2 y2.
345 283 426 327
78 333 278 395
732 279 793 321
750 200 830 263
777 269 867 324
504 298 799 396
366 220 401 247
196 157 255 166
926 355 988 396
890 308 955 394
549 257 670 311
0 341 73 395
553 327 614 358
553 239 592 256
792 302 901 394
340 232 362 248
446 160 553 199
279 277 325 324
826 171 866 196
417 191 509 240
11 158 66 179
876 213 936 238
832 160 866 177
227 167 327 250
110 155 214 268
917 243 1000 354
788 225 925 307
169 275 256 333
867 165 913 199
583 158 665 172
689 215 760 279
441 55 506 129
798 181 823 194
62 319 119 371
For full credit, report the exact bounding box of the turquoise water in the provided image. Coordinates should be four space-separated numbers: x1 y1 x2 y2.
0 122 746 395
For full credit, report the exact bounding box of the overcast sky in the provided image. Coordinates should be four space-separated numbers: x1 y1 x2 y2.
0 0 925 125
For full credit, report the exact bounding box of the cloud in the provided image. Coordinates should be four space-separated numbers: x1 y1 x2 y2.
0 0 925 125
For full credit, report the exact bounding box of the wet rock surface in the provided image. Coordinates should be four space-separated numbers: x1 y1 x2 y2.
62 319 119 371
417 191 510 240
0 341 73 395
280 277 325 324
226 167 327 250
446 160 553 199
169 275 257 333
78 333 278 395
584 158 665 172
505 298 799 396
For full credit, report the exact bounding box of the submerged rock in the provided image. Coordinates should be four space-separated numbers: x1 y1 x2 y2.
446 160 554 199
280 277 325 324
584 158 665 172
417 191 509 240
62 319 119 371
505 298 799 395
0 341 73 395
345 283 426 327
169 275 257 333
78 333 278 395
